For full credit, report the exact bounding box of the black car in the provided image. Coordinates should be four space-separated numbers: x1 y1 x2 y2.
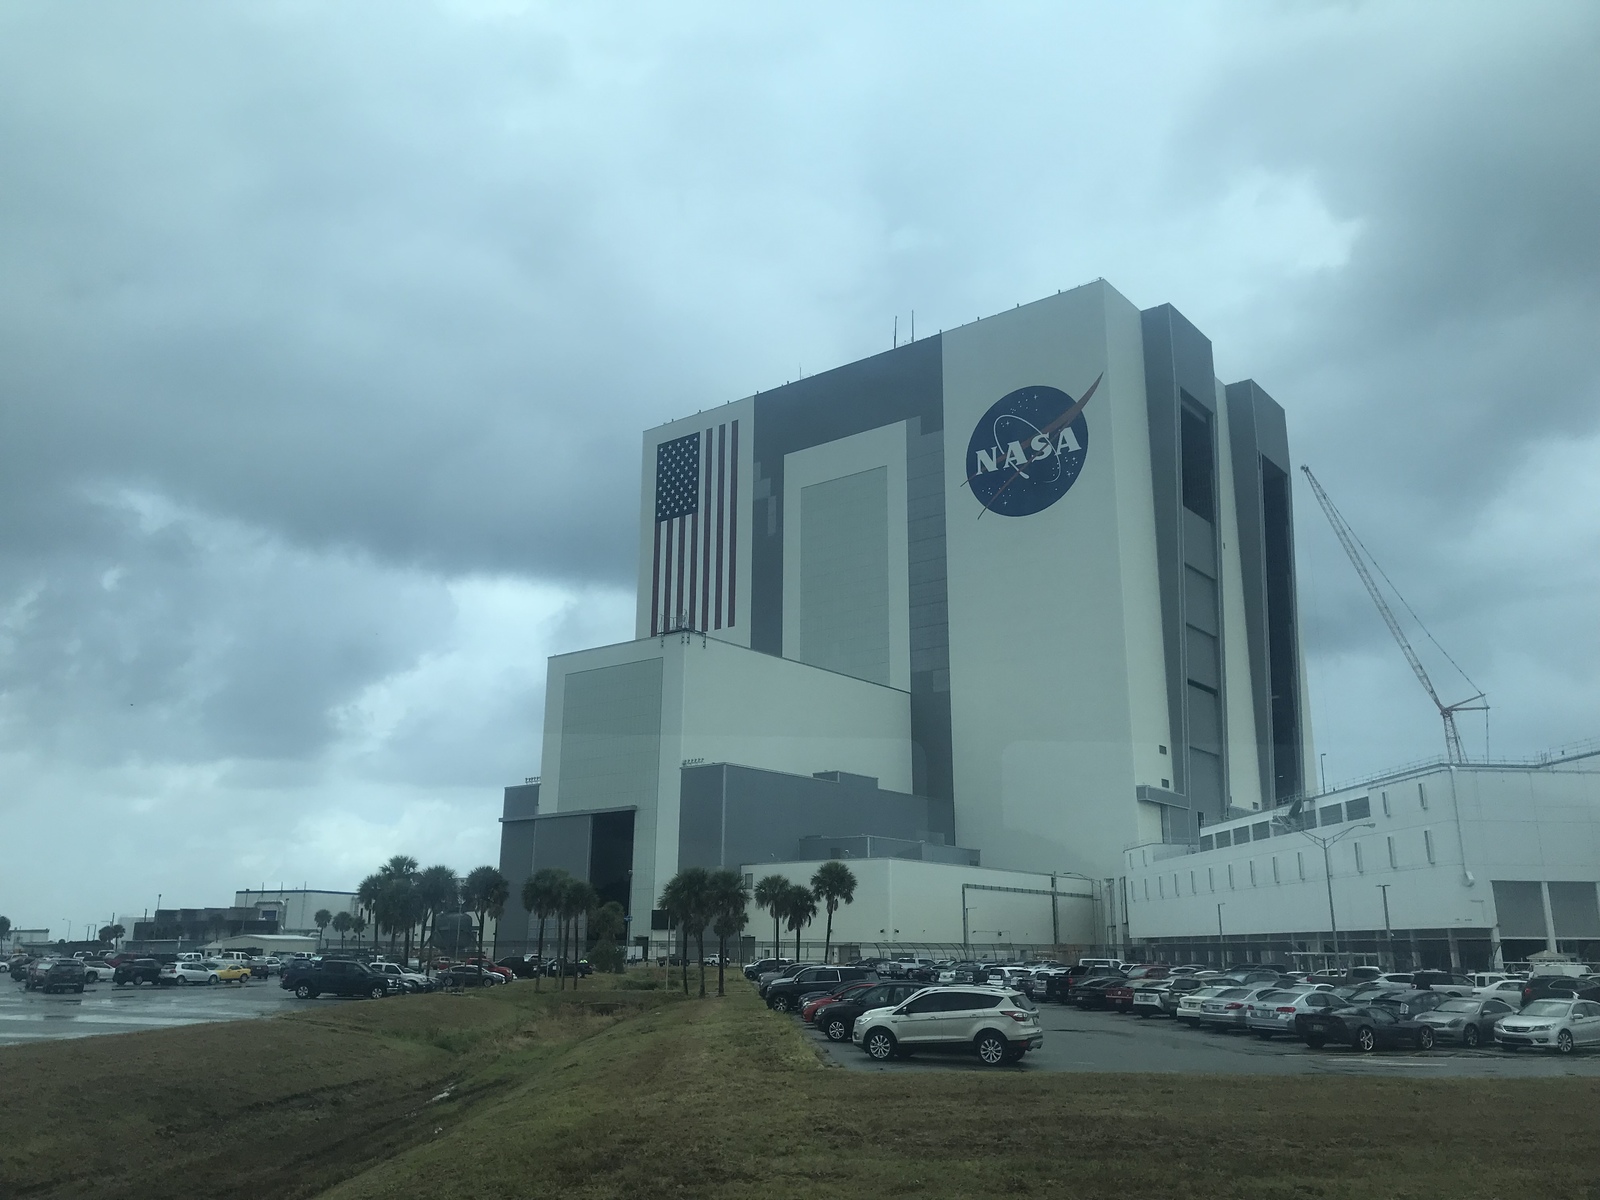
438 964 503 988
280 958 389 1000
26 958 87 994
1518 975 1600 1007
765 966 876 1013
744 957 789 981
1368 988 1449 1018
1297 1004 1436 1051
1058 967 1122 1004
113 958 164 986
495 955 540 979
813 981 925 1041
1072 976 1126 1009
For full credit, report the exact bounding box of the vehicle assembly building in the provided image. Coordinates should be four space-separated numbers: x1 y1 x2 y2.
494 277 1600 967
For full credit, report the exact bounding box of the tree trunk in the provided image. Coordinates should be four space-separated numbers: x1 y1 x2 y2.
680 923 688 995
534 912 545 992
772 913 780 959
794 921 801 961
823 904 834 965
696 928 707 998
573 914 581 991
717 934 727 997
558 916 567 992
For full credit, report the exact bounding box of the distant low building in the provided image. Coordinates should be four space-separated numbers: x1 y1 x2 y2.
232 888 360 937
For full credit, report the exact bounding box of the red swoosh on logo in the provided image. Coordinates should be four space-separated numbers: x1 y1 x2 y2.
971 372 1102 519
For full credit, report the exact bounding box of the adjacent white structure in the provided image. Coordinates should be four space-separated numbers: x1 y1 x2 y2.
1122 749 1600 970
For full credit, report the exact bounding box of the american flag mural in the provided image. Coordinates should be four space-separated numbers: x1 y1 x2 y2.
650 420 738 636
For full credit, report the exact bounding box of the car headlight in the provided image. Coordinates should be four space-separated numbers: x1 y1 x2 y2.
1523 1024 1552 1032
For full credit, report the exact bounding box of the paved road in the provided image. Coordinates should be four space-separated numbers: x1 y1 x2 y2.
0 978 298 1046
812 1005 1600 1078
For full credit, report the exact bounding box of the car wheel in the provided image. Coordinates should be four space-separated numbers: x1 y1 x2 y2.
975 1032 1009 1066
1502 1042 1520 1051
75 984 85 994
863 1029 896 1062
1305 1035 1326 1050
1002 1047 1026 1064
1256 1031 1274 1040
825 1018 849 1042
770 995 791 1014
1463 1025 1481 1048
294 982 314 1000
176 976 188 985
369 984 386 1000
1557 1030 1575 1054
1417 1027 1435 1050
209 976 219 985
1356 1027 1377 1053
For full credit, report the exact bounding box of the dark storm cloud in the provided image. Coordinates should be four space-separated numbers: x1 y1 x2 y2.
0 2 1594 927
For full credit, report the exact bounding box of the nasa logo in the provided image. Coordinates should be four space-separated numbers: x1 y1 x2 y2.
965 374 1101 517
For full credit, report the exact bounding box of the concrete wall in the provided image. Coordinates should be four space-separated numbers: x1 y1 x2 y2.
1124 761 1600 947
741 858 1096 949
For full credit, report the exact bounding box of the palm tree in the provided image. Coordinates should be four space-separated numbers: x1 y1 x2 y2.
658 867 712 996
522 869 568 992
314 909 332 948
783 883 816 961
462 866 507 958
0 916 11 947
588 901 627 973
707 869 750 997
810 860 857 964
350 913 366 947
560 878 598 990
415 866 459 973
753 874 788 958
332 911 352 948
379 856 421 963
356 873 383 951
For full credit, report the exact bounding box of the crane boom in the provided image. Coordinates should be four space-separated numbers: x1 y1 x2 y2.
1300 466 1480 764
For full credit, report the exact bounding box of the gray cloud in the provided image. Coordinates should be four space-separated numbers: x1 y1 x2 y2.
0 1 1595 929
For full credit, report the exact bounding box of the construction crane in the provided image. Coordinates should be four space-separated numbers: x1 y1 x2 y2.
1301 465 1486 764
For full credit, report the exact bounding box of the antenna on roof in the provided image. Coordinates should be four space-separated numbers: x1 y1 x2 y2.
893 315 898 348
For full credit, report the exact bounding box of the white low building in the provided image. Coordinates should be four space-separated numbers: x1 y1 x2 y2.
1121 747 1600 971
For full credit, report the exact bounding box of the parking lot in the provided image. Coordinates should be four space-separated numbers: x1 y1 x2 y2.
0 977 299 1046
807 1003 1600 1078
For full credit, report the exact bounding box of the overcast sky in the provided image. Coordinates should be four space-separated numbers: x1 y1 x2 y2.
2 2 1596 937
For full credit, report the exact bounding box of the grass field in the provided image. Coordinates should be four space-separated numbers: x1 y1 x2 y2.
4 974 1599 1199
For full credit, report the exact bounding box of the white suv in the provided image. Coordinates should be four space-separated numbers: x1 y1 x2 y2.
853 986 1044 1067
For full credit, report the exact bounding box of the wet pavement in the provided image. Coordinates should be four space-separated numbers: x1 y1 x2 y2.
0 976 298 1046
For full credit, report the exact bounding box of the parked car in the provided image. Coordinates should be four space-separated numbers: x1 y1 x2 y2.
438 964 503 989
1130 981 1172 1017
766 966 876 1014
1368 988 1450 1018
79 960 117 983
281 958 391 999
1196 986 1265 1031
1494 997 1600 1053
26 958 86 994
212 961 252 984
1244 988 1343 1039
758 962 820 996
1298 1004 1437 1051
800 980 877 1023
813 982 926 1042
1176 985 1233 1025
1518 975 1600 1008
744 957 790 981
370 961 434 992
1152 976 1212 1017
1473 978 1528 1005
1412 995 1519 1047
113 958 164 987
1073 976 1127 1010
495 955 541 979
162 961 221 986
853 986 1044 1066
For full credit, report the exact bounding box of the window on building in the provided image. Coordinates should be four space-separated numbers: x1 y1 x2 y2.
1354 842 1364 873
1174 873 1180 896
1199 835 1213 851
1424 829 1435 864
1418 782 1428 810
1249 860 1257 886
1318 803 1343 826
1208 867 1215 893
1346 796 1371 820
1190 870 1197 893
1297 852 1305 881
1227 864 1235 890
1272 856 1280 884
1215 829 1231 848
1158 876 1164 898
1253 822 1270 841
1180 403 1215 521
1387 836 1397 869
1381 791 1390 817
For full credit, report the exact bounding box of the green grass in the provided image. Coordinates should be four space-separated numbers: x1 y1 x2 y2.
5 974 1599 1199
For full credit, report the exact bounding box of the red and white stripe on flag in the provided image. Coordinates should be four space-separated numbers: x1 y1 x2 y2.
650 420 738 636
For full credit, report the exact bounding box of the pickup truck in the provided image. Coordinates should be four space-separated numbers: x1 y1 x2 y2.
280 958 391 1000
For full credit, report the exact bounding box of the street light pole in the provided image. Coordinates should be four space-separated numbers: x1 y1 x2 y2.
1216 902 1225 965
1274 819 1375 970
1377 884 1394 970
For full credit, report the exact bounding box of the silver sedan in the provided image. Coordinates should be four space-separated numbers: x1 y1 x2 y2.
1413 995 1518 1048
1495 998 1600 1054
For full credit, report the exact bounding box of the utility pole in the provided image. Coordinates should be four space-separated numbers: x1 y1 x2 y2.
1377 884 1394 970
1216 902 1225 966
1275 819 1374 969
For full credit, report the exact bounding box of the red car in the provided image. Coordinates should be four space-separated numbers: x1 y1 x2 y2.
801 981 877 1023
464 956 514 982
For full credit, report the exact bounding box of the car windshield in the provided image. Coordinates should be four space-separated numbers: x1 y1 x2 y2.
1435 998 1477 1013
1522 1000 1572 1017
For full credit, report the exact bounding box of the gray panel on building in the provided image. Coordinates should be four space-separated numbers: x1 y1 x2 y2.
800 466 890 685
559 658 664 811
1548 881 1600 940
1492 880 1548 939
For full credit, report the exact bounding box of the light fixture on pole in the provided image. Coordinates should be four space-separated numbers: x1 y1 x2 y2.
1274 817 1376 964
